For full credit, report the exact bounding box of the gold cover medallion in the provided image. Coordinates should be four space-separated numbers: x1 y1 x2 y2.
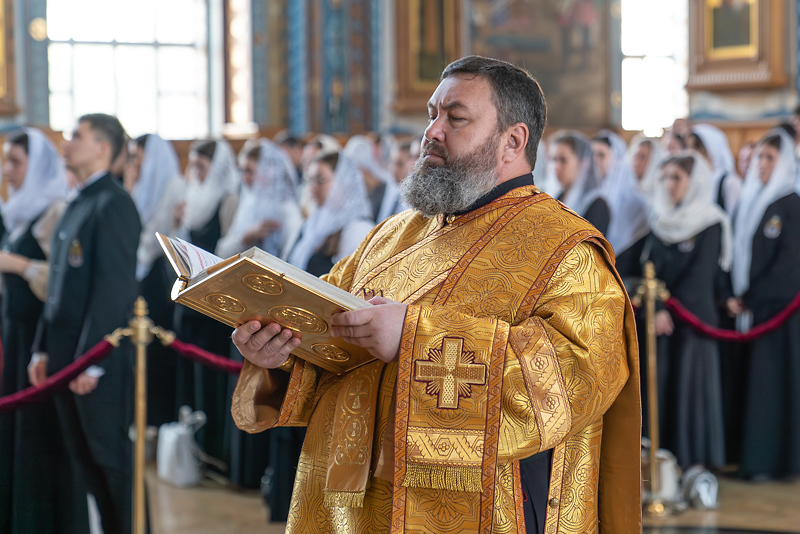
311 343 351 362
243 273 284 295
269 306 328 334
206 293 246 313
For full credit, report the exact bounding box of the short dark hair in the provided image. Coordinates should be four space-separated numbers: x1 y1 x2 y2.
79 113 126 163
440 55 547 168
192 140 217 161
7 131 29 154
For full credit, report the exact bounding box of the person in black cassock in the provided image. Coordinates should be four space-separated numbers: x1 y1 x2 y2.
726 129 800 481
173 139 239 466
29 114 141 534
0 128 88 533
643 151 731 470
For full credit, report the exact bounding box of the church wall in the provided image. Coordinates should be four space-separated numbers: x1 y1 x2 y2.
686 0 798 148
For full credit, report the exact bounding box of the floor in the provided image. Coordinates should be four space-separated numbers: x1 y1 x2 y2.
149 468 800 534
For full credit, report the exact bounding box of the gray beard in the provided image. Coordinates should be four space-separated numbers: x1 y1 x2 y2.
400 140 500 218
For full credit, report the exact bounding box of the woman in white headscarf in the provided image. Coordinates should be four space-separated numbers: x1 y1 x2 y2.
591 130 651 258
689 124 742 213
627 133 662 198
125 134 186 280
343 135 402 223
173 138 241 466
285 151 374 276
122 133 186 427
217 139 302 258
0 128 82 533
549 130 610 233
643 150 731 470
725 128 800 481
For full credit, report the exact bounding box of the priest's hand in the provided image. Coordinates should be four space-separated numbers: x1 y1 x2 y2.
330 297 407 363
69 372 99 395
232 321 302 369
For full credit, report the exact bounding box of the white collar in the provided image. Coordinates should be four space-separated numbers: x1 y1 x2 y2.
78 169 108 191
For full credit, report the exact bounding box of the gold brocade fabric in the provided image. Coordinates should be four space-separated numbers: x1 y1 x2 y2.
231 186 642 534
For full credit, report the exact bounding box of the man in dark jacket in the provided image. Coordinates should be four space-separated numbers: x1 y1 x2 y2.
30 113 141 534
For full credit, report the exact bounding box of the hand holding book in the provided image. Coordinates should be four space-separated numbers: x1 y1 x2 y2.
157 233 377 374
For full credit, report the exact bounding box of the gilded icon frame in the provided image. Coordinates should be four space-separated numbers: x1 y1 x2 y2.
688 0 787 91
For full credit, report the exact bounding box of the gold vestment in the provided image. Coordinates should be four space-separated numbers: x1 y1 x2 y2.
232 186 642 533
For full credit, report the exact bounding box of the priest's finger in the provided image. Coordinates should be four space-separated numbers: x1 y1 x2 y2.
246 322 282 352
232 320 262 347
330 323 372 339
331 307 376 328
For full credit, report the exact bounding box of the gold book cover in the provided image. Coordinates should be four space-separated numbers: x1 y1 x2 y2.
156 233 374 374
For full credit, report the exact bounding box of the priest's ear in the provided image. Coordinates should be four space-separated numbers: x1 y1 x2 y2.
501 123 529 165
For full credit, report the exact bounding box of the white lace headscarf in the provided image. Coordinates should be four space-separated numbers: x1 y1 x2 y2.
627 133 663 198
552 130 605 216
1 127 67 236
344 134 399 221
692 123 740 201
183 139 240 230
130 134 181 226
595 129 651 254
287 153 372 271
731 129 798 296
650 150 732 270
228 139 299 256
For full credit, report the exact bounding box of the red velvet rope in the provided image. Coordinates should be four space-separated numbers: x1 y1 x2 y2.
664 291 800 342
0 339 116 414
170 338 243 375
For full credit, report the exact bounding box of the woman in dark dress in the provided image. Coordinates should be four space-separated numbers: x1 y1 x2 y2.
0 128 88 532
173 139 240 465
591 130 650 270
549 131 610 233
124 133 186 427
727 129 800 480
644 151 731 470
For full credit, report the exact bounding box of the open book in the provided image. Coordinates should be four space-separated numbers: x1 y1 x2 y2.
156 233 374 374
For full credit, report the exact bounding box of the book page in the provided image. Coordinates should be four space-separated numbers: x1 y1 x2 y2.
173 237 223 277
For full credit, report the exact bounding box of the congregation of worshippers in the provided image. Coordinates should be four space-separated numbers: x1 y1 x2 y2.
2 106 800 527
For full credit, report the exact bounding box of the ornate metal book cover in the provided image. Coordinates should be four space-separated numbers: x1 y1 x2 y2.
157 234 374 374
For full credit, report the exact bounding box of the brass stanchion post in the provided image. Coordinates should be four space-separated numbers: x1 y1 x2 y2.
129 297 154 534
634 261 671 517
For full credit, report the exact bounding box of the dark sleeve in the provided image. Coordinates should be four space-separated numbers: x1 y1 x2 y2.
584 197 610 235
745 195 800 307
75 194 141 360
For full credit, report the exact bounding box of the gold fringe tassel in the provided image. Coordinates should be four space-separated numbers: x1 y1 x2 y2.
402 463 482 492
323 490 366 508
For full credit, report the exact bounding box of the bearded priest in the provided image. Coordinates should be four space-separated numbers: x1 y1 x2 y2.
231 55 642 534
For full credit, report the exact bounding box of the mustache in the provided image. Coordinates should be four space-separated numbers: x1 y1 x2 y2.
421 141 448 162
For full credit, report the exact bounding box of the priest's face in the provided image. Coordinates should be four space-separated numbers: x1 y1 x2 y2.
401 74 502 217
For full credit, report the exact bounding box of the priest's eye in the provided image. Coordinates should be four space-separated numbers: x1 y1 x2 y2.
451 117 465 123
